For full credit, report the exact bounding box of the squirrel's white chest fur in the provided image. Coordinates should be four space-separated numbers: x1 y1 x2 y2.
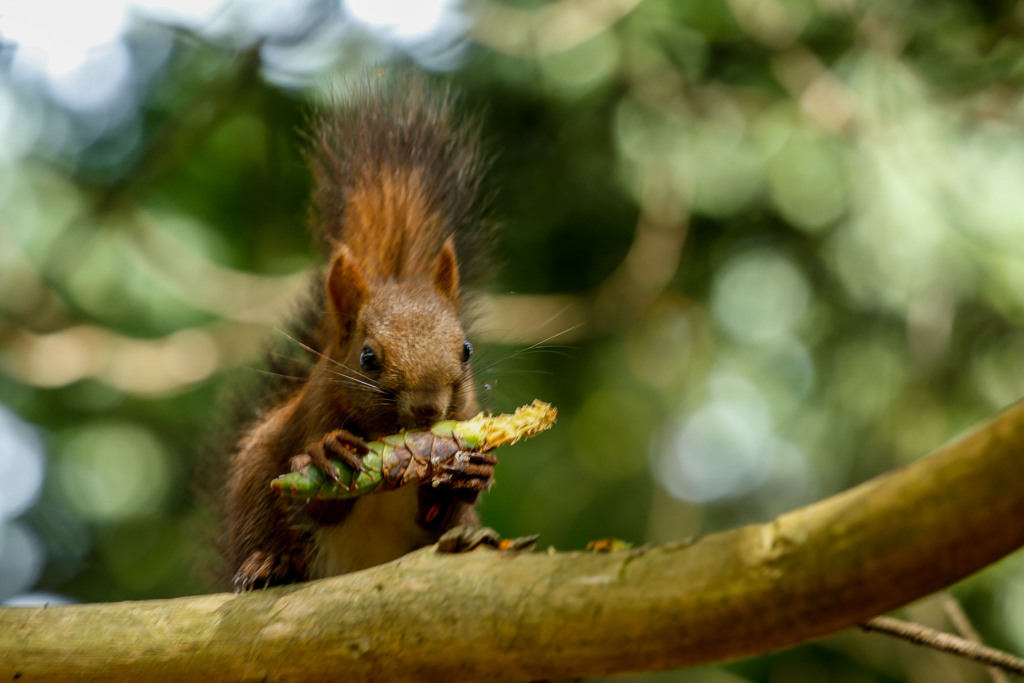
310 487 433 577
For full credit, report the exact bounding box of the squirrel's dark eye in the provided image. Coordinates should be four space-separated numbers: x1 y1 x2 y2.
461 340 473 364
359 346 380 373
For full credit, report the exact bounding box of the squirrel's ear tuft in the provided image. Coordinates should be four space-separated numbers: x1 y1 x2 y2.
434 237 460 307
327 244 368 335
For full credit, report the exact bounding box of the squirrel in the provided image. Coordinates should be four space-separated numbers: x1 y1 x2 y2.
223 77 497 591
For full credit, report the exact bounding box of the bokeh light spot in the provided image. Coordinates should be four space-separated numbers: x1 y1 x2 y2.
57 421 171 522
658 382 774 503
767 132 846 231
344 0 454 40
0 522 44 601
711 249 810 344
0 406 45 521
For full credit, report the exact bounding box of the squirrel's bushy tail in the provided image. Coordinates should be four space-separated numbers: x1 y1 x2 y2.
308 75 492 287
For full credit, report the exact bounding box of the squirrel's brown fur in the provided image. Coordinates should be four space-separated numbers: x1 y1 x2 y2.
309 79 491 283
223 76 495 591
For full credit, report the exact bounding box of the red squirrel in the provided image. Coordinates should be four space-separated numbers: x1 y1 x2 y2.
224 78 497 591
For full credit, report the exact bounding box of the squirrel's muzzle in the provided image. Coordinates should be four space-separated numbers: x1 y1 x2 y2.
398 388 452 429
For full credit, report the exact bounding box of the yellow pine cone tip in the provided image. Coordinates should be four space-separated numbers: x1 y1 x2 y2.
457 399 557 449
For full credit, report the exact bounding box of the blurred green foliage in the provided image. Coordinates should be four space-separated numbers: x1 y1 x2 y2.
2 0 1024 680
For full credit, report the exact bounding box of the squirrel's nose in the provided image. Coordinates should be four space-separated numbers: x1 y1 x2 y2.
399 389 451 429
410 403 444 427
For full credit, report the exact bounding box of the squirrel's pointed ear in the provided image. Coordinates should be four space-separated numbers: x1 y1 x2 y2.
434 237 460 307
327 245 368 335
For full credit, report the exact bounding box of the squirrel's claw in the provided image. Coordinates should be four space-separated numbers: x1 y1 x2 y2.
233 550 293 593
323 429 371 472
432 450 497 496
305 442 343 486
305 429 370 486
324 429 370 456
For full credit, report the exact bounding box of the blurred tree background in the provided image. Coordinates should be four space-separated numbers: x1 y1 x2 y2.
2 0 1024 680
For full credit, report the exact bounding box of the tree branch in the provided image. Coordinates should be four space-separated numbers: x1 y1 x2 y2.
861 616 1024 676
942 593 1012 683
3 399 1024 681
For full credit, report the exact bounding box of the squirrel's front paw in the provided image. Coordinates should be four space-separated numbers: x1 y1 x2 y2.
432 450 498 499
305 429 370 491
232 550 296 592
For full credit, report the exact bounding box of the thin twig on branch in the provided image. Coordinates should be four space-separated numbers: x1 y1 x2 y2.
861 616 1024 677
2 399 1024 681
943 594 1011 683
